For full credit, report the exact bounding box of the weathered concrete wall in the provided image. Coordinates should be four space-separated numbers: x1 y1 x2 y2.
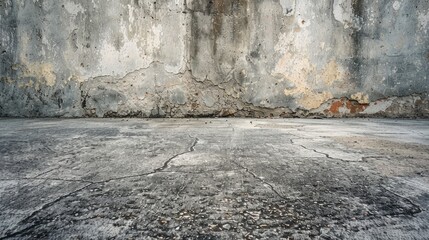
1 0 428 118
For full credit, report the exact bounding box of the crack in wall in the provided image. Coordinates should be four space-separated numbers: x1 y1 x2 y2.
1 1 429 118
79 63 429 118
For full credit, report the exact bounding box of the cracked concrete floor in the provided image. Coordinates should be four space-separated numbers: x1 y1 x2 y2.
0 118 428 240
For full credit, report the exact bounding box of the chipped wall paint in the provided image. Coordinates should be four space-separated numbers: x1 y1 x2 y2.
350 92 370 104
0 0 428 118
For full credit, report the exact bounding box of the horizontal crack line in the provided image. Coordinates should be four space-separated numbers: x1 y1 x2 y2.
1 137 201 186
33 167 61 178
289 139 361 163
162 169 241 174
0 177 93 183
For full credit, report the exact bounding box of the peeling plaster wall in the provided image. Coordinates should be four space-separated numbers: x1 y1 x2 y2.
0 0 428 118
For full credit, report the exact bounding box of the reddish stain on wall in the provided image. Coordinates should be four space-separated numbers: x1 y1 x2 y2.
328 98 368 114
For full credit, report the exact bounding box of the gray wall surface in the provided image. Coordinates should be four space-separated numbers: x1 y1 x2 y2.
1 0 428 117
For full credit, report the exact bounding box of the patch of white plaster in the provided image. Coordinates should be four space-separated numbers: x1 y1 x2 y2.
333 0 353 29
362 99 394 114
393 1 401 11
418 11 429 33
128 5 135 26
151 24 163 50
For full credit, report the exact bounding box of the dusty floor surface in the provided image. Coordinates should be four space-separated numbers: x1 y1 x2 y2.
0 118 428 240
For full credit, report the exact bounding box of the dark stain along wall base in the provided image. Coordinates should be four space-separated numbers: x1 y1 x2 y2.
0 0 428 118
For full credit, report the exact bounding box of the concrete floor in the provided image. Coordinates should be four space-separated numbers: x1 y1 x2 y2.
0 119 428 240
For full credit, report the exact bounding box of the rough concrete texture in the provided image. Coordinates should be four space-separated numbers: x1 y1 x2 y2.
0 118 429 239
0 0 429 117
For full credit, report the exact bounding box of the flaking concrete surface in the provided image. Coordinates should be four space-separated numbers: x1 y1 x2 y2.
1 1 428 118
0 118 428 239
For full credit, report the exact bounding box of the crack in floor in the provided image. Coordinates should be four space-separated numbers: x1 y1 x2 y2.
0 136 200 239
227 126 294 202
289 137 424 215
0 183 94 240
103 136 199 182
162 169 241 174
0 177 93 183
231 160 289 201
33 167 61 178
289 139 361 163
379 184 423 215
